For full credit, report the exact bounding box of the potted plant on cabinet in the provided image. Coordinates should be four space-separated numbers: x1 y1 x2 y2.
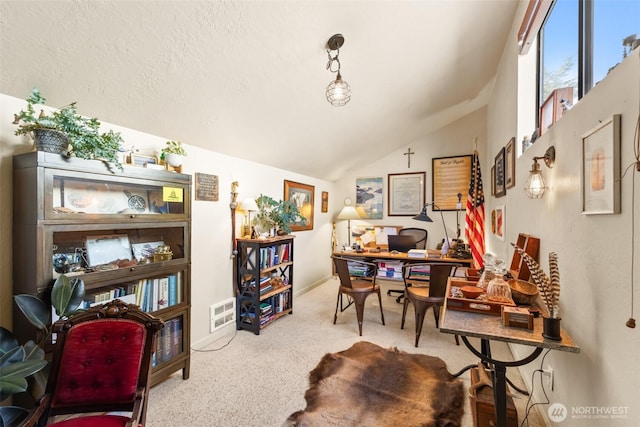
0 275 85 427
160 140 187 167
12 88 124 171
253 194 305 236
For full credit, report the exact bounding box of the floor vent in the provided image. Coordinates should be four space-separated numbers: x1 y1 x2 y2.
210 298 235 333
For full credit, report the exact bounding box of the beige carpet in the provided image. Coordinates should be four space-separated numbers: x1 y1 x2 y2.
146 277 545 426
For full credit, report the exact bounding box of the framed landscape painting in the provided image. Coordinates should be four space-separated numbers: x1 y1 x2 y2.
356 177 383 219
284 180 314 231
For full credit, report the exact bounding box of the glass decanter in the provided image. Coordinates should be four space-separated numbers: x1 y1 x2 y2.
477 253 496 291
486 259 513 303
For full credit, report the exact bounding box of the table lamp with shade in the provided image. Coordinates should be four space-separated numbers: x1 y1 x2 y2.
413 202 452 256
241 197 259 238
336 204 361 247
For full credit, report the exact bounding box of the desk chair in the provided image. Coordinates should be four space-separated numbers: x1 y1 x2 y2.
22 299 164 427
332 256 385 336
387 228 428 302
401 262 461 347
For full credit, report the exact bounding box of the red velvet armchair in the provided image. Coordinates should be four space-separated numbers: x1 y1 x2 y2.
22 299 164 427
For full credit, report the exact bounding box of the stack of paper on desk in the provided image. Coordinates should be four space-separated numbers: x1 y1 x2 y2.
407 249 428 258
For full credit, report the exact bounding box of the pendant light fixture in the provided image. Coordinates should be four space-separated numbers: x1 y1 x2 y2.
326 34 351 106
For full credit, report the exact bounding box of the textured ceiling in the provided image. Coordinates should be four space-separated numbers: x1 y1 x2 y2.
0 0 519 181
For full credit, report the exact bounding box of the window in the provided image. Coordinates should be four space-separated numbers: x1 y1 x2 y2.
537 0 639 112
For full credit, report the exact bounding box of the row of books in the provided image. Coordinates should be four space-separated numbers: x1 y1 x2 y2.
259 243 291 269
241 291 291 326
83 274 182 312
152 317 183 367
376 261 404 279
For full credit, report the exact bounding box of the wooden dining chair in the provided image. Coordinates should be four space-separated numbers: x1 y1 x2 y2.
401 262 461 347
332 256 385 336
387 228 428 303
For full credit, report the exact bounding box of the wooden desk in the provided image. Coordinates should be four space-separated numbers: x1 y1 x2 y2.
333 250 472 267
439 279 580 427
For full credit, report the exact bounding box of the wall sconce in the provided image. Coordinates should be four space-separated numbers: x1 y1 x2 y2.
326 34 351 107
525 146 556 199
336 204 360 246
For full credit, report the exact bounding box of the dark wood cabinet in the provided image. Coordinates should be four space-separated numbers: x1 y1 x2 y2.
235 236 294 334
12 151 191 386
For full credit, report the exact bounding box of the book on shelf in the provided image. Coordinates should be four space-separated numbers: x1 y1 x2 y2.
157 277 169 310
171 318 182 356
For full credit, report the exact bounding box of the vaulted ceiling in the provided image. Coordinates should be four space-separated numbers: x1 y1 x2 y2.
0 0 520 181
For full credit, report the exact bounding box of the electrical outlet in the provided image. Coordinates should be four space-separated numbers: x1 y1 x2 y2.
543 365 554 391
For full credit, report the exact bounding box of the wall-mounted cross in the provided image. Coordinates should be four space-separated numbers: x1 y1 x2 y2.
404 148 414 168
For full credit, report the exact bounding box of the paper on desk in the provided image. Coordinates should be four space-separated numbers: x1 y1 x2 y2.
375 227 398 245
360 231 375 245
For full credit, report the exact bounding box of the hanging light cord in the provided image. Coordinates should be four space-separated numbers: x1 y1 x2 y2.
621 51 640 328
326 49 341 73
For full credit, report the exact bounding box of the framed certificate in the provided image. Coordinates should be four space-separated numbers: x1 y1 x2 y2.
388 172 425 216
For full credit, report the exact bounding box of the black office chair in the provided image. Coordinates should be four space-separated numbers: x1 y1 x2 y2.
387 228 428 302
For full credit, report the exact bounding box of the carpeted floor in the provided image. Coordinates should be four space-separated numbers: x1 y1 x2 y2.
146 277 545 426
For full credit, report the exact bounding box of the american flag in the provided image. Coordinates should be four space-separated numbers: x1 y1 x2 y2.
465 152 485 269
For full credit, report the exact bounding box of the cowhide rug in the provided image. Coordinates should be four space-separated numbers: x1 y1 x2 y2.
285 341 464 427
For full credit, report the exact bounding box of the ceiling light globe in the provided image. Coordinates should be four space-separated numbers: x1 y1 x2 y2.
326 73 351 106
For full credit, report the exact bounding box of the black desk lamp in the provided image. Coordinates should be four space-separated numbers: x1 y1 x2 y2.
413 202 451 256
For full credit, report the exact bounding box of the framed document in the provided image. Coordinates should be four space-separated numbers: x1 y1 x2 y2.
387 172 425 216
494 148 506 198
432 155 472 210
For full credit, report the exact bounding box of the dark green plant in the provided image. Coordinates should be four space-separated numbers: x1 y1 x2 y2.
254 194 305 234
12 88 124 171
0 275 85 427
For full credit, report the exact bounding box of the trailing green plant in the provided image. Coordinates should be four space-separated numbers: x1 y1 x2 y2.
12 88 124 171
161 140 188 157
253 194 305 235
0 275 85 427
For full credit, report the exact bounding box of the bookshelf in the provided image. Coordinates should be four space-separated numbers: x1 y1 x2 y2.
12 151 192 387
235 235 294 334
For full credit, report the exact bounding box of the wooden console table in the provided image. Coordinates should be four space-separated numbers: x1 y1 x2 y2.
439 280 580 427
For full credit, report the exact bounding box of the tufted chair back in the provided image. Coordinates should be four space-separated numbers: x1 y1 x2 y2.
23 299 164 427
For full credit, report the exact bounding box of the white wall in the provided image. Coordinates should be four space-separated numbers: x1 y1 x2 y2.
487 5 640 424
0 93 335 347
333 107 487 248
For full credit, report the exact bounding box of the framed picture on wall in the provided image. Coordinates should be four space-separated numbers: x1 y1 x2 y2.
284 180 314 231
505 137 516 189
387 172 425 216
581 114 621 215
321 191 328 213
495 205 505 241
494 147 506 197
491 165 496 196
431 155 472 210
356 177 383 219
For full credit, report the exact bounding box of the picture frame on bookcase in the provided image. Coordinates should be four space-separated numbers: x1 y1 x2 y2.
581 114 621 215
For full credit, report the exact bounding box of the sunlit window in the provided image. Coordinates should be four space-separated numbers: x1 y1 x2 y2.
538 0 639 112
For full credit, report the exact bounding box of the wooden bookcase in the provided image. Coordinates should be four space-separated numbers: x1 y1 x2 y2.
235 235 294 334
12 151 191 387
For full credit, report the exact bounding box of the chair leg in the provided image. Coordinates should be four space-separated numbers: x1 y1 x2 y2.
351 293 369 336
401 297 409 329
455 334 460 345
333 291 341 324
413 301 429 347
433 305 440 328
376 290 385 326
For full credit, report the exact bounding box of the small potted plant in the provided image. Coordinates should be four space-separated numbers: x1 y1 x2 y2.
161 140 187 167
13 88 124 171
